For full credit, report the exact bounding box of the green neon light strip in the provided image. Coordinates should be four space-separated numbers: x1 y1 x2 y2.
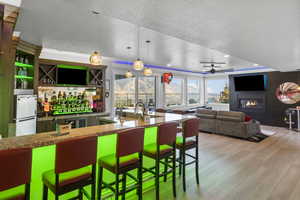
15 75 33 80
15 62 33 68
53 110 93 115
57 65 87 70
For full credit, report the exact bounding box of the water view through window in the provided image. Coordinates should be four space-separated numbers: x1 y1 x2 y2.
114 75 156 107
187 79 200 104
165 78 183 106
206 78 229 104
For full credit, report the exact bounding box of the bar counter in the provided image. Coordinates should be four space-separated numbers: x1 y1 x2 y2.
0 112 195 151
0 112 196 200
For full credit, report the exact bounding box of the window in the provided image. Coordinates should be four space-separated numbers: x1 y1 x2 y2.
187 79 201 104
114 75 156 108
206 78 229 104
165 78 184 107
114 75 136 107
138 77 156 106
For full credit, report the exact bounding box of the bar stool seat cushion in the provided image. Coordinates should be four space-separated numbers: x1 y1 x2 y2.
42 166 92 189
0 185 25 200
99 153 139 173
143 143 172 158
176 136 197 150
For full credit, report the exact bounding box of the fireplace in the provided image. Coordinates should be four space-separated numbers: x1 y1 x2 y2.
235 93 266 113
239 98 264 109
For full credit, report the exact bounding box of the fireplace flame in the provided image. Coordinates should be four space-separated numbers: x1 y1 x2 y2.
246 100 257 107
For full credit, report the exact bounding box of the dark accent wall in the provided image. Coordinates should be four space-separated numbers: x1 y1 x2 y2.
230 71 300 127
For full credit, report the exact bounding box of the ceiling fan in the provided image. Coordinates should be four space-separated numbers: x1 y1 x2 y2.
200 61 233 74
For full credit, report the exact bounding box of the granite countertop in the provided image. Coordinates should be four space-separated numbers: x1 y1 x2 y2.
0 112 195 151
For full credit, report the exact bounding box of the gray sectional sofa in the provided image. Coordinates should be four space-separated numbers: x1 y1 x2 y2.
196 109 261 139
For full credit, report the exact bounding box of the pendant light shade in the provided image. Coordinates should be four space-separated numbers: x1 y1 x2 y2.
125 70 133 78
133 58 144 71
89 51 102 65
143 67 152 76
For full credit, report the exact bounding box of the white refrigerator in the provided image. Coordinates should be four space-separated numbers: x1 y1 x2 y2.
15 95 37 136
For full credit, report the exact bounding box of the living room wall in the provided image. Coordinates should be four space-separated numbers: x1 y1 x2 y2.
229 71 300 127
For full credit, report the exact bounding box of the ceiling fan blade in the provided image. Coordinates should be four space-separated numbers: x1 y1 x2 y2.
200 61 226 65
216 68 234 73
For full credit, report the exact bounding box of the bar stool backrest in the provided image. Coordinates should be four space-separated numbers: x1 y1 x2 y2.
55 136 97 174
116 128 145 157
157 122 178 145
173 110 185 115
183 118 200 138
0 148 32 191
156 108 166 113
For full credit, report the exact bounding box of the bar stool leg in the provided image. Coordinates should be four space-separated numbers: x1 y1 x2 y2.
78 188 83 200
97 166 103 200
43 185 48 200
115 174 120 200
138 154 143 200
163 157 168 182
122 173 127 200
172 146 177 198
179 150 182 176
182 148 186 192
195 136 199 185
155 156 160 200
25 184 30 200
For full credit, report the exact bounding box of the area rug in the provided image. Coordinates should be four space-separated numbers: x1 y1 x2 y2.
247 129 276 143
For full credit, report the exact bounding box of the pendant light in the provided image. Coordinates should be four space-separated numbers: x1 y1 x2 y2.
89 51 102 65
133 26 144 70
143 40 152 76
125 70 133 78
143 68 152 76
124 46 134 78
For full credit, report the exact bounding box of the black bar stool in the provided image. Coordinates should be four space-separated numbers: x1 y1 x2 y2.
97 127 145 200
176 118 200 192
0 148 32 200
42 136 98 200
143 122 178 200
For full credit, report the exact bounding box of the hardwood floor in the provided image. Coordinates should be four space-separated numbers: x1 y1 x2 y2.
142 126 300 200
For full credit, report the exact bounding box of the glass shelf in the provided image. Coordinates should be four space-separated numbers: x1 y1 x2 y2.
15 62 34 68
15 75 34 80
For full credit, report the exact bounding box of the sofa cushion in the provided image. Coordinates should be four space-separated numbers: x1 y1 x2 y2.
196 109 217 119
216 111 245 122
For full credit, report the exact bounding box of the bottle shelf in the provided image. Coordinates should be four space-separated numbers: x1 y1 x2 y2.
15 62 34 68
15 75 34 80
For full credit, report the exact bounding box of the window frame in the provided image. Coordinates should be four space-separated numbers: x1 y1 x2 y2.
204 76 229 105
187 78 201 105
163 76 185 107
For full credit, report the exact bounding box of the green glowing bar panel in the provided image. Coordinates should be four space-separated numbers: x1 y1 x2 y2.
0 127 159 200
15 75 33 80
57 64 88 70
15 62 34 68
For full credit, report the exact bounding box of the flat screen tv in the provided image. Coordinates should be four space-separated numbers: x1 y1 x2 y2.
234 75 266 91
57 68 87 85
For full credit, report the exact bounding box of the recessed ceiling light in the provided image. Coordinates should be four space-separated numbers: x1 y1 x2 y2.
253 63 259 66
167 63 172 67
91 10 100 15
224 55 230 58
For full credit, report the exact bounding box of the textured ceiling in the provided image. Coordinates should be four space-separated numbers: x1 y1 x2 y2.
15 0 300 72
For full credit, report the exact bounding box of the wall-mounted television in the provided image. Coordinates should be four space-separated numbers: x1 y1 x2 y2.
57 67 87 85
234 74 267 91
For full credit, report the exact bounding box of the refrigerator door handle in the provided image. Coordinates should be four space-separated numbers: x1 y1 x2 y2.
18 116 36 122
